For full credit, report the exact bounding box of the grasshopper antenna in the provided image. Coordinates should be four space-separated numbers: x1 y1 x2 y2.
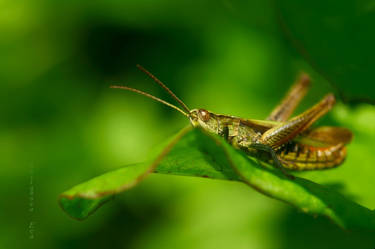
136 64 191 114
110 85 189 117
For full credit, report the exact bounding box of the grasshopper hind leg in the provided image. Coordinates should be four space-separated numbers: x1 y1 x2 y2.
249 143 295 180
267 73 310 122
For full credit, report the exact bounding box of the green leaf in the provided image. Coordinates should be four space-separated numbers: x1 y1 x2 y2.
59 126 375 230
277 0 375 104
59 126 191 220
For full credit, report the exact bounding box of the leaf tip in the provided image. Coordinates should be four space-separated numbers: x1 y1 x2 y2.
58 194 114 220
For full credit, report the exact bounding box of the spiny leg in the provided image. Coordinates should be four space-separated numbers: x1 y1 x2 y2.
260 94 335 149
249 143 295 179
267 73 310 122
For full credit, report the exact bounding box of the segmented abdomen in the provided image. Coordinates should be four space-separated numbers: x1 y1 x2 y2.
277 142 347 170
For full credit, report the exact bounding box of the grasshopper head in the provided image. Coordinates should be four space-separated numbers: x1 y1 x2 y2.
189 109 219 134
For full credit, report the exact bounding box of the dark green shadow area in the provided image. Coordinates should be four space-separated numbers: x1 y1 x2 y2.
277 0 375 104
276 207 375 249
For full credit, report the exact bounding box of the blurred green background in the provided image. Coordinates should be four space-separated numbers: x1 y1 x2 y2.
1 0 375 249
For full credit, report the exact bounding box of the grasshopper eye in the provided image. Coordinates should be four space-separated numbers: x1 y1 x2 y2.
198 109 210 122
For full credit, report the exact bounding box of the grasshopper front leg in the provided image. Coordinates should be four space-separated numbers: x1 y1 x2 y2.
229 126 295 179
259 94 335 149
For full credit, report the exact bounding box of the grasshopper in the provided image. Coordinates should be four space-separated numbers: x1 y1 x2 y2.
111 65 352 179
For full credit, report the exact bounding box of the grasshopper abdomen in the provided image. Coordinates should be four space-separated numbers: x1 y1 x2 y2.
277 141 347 170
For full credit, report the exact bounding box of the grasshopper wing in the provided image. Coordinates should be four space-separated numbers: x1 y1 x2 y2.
239 118 279 133
277 127 352 170
298 126 352 146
